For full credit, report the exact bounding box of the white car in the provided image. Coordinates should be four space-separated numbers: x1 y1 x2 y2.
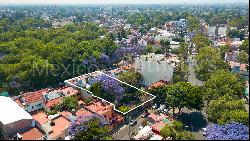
202 128 207 136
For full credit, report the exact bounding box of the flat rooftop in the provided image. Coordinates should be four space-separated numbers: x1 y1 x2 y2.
65 71 156 115
20 126 45 140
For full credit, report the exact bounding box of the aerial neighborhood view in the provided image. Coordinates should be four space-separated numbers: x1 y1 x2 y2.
0 0 249 140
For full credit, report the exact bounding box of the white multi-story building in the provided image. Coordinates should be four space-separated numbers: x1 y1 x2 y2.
207 25 216 36
134 53 180 86
218 27 228 37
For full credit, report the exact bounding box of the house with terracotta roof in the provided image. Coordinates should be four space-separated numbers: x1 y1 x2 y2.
31 111 71 140
43 86 81 110
13 88 49 113
147 80 168 90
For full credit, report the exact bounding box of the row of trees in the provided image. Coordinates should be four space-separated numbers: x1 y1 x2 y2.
149 82 204 115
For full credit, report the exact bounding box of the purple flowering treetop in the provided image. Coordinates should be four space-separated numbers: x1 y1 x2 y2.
112 46 145 60
67 114 110 139
94 74 125 102
206 122 249 140
82 56 97 66
100 53 110 64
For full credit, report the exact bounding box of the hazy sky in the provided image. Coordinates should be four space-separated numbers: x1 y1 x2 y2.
0 0 248 5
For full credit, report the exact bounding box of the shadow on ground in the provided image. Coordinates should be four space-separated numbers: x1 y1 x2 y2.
177 111 208 132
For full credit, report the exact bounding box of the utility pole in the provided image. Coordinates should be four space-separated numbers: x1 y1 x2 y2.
128 116 131 140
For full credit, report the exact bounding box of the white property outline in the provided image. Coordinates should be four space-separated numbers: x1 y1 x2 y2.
64 71 156 115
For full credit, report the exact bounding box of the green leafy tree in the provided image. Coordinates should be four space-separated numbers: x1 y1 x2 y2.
240 38 249 54
195 46 229 81
89 82 102 97
204 70 244 102
218 45 230 59
238 51 249 64
166 82 203 115
176 131 195 140
228 30 245 40
161 120 194 140
187 15 201 33
145 44 154 54
178 42 189 60
172 120 184 132
160 39 170 54
192 33 211 52
118 70 143 87
160 125 176 139
118 106 129 113
148 85 168 105
207 95 248 126
61 96 78 111
218 110 249 126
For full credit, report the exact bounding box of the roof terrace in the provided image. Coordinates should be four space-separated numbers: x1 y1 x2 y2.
65 71 156 115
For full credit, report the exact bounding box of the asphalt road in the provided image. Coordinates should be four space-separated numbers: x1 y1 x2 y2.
187 55 204 86
112 115 146 140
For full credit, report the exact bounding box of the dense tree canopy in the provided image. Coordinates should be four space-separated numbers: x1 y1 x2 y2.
118 70 143 87
191 33 211 52
166 82 204 114
0 20 118 96
195 46 229 81
148 85 168 105
207 95 248 126
160 120 195 140
238 51 249 65
240 38 249 54
204 70 244 101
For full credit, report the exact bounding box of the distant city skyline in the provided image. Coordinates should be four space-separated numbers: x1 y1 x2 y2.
0 0 249 5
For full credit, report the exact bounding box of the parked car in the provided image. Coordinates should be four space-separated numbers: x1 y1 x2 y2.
141 112 149 118
129 120 137 126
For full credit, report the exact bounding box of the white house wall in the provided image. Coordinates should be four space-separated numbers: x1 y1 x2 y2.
135 58 174 86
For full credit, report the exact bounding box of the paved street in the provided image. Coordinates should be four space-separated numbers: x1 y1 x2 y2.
187 55 204 86
112 114 146 140
180 108 208 140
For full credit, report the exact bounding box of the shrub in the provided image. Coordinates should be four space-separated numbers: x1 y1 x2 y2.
118 106 129 113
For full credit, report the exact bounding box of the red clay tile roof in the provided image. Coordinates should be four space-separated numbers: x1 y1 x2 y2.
20 127 45 140
49 116 71 139
59 87 79 97
147 81 167 90
45 97 63 109
151 121 167 133
121 64 134 70
76 108 92 117
22 88 49 104
32 111 49 125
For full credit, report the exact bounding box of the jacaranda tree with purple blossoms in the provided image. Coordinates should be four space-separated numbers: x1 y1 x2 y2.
82 53 111 71
67 114 111 140
91 74 125 105
112 46 145 61
206 122 249 140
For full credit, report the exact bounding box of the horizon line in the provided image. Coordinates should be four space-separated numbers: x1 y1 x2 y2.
0 2 249 6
